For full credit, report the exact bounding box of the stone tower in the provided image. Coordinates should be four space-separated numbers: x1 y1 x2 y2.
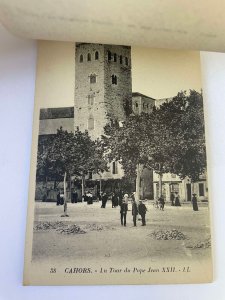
74 43 132 140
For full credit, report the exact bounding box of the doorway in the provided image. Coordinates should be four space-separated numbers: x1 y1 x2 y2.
186 183 192 201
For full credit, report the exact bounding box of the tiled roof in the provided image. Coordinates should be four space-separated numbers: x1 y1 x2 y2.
132 92 155 100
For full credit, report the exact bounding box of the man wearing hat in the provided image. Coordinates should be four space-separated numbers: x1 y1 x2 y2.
120 199 128 226
131 198 138 226
138 200 147 226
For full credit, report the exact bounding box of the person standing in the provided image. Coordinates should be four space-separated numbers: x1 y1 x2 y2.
124 193 129 203
158 195 165 210
120 199 128 226
101 192 108 208
123 193 129 210
138 200 147 226
131 199 138 226
86 191 93 204
170 192 175 206
73 190 78 203
174 192 181 206
191 193 199 211
56 191 61 206
112 192 117 208
60 191 64 205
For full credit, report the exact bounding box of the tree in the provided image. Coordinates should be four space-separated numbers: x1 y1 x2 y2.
170 90 206 183
71 129 108 196
102 90 207 199
144 90 207 196
102 114 154 200
38 127 108 216
142 93 187 197
36 135 63 200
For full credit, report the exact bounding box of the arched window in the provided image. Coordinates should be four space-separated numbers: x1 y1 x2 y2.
87 53 91 61
135 102 138 108
89 74 97 84
125 57 128 66
79 54 83 63
114 53 117 62
95 51 99 60
88 115 94 130
120 55 123 64
112 75 117 85
108 51 112 61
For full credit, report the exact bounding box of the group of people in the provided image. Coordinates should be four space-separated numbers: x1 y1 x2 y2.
120 197 147 227
170 191 198 211
58 189 199 214
100 191 127 208
99 191 148 227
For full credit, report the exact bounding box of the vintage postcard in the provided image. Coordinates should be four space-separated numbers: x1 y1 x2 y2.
23 41 213 285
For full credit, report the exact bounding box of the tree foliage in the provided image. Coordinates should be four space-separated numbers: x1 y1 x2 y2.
102 114 153 178
37 127 108 182
102 90 207 186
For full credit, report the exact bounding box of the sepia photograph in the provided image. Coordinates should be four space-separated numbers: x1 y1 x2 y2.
23 42 212 285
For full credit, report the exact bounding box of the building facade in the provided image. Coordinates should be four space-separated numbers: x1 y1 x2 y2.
36 107 74 200
153 172 208 202
132 92 155 115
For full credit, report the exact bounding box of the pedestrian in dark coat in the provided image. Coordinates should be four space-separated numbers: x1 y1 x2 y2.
72 190 78 203
174 192 181 206
158 195 165 210
138 200 147 226
86 191 93 204
112 193 117 208
56 191 61 206
101 193 108 208
131 199 138 226
60 192 64 205
170 192 175 206
120 200 128 226
191 194 198 211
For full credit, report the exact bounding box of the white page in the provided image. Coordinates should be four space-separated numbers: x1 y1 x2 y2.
0 0 225 52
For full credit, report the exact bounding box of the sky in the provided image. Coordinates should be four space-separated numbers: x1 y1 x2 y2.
35 41 202 108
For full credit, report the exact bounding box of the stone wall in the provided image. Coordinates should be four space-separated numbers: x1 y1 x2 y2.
74 43 132 140
104 45 132 122
75 43 106 140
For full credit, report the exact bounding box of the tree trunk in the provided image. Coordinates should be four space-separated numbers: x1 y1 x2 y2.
99 175 102 195
69 175 72 202
191 181 195 194
62 171 69 217
81 174 85 202
158 173 163 198
135 164 141 201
